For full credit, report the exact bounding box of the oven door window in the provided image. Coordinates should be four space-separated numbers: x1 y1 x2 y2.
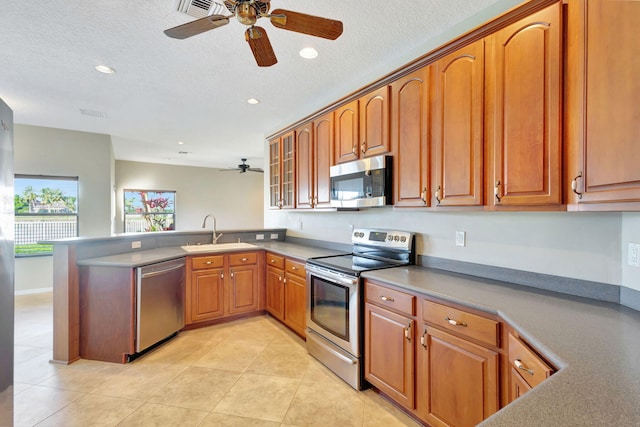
310 275 350 342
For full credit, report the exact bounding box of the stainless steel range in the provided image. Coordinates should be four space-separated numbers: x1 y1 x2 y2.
305 228 414 390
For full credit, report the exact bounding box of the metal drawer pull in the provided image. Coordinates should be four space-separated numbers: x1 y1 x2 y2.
205 261 212 265
514 359 534 376
380 296 395 302
445 317 467 327
270 259 276 263
291 266 298 270
241 257 248 261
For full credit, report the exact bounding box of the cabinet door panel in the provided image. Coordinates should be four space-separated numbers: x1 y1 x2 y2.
268 138 281 209
360 86 390 158
284 273 306 337
433 39 484 206
364 302 415 410
423 327 498 427
392 67 430 207
190 269 225 322
296 123 314 209
265 266 284 321
228 265 259 315
314 112 334 208
575 0 640 204
334 100 359 164
281 132 296 208
489 3 562 206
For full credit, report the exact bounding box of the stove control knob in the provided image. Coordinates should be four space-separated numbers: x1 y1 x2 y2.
401 236 407 242
387 235 393 241
359 232 365 238
394 235 400 242
353 232 358 238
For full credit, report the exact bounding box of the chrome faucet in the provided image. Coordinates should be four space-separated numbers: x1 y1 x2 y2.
201 214 222 244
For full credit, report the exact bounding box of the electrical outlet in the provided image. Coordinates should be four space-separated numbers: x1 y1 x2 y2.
270 233 278 240
629 243 640 267
131 241 142 249
455 231 466 247
256 234 264 240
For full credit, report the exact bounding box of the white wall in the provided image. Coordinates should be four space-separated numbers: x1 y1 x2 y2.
622 212 640 291
115 161 263 233
13 125 114 292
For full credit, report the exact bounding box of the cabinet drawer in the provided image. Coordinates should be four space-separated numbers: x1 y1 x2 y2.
422 300 499 347
508 334 554 388
366 281 415 317
285 259 305 278
266 252 284 269
228 252 257 266
191 255 224 270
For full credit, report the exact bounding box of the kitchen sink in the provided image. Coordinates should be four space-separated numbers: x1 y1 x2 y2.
180 242 258 252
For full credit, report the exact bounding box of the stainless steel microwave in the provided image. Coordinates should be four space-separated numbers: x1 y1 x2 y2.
330 155 392 208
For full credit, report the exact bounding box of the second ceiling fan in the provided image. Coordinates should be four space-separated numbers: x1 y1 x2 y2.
164 0 343 67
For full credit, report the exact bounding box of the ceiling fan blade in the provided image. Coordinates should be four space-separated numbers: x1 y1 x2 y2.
164 15 230 39
245 27 277 67
270 9 343 40
248 168 264 173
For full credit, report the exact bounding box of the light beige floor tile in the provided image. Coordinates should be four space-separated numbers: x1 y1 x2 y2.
38 365 114 393
199 412 281 426
246 344 311 379
283 379 365 427
14 352 61 385
193 340 266 372
118 402 208 427
14 345 50 363
13 384 82 426
36 393 143 427
213 373 300 422
91 362 188 401
136 334 214 366
12 382 32 396
148 366 240 411
362 389 422 426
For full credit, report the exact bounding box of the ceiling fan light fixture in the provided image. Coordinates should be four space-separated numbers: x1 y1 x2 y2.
246 98 260 105
299 47 318 59
236 3 257 26
94 64 116 74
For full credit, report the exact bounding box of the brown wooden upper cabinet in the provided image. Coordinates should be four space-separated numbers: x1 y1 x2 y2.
268 131 295 209
335 87 391 164
391 67 431 207
295 113 334 209
486 2 563 208
566 0 640 208
431 39 485 207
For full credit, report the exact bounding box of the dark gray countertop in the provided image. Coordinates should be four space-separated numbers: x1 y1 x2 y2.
76 242 347 268
362 266 640 426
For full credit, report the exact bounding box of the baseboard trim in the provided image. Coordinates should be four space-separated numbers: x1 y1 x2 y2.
14 287 53 296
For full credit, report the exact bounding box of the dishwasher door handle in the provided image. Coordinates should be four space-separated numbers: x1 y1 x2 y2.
141 263 185 279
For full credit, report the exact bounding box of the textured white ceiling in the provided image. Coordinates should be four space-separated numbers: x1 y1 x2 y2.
0 0 520 169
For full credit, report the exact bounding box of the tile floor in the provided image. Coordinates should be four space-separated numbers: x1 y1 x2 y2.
14 292 421 426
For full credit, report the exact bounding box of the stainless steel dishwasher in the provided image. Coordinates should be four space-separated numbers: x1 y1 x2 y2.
136 258 185 353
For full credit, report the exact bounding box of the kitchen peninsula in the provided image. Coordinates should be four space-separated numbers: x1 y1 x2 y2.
48 229 640 426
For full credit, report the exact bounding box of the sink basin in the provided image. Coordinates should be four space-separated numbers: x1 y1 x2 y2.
180 242 258 253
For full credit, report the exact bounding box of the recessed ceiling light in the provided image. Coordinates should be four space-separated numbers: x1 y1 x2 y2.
246 98 260 105
177 141 184 145
94 65 116 74
299 47 318 59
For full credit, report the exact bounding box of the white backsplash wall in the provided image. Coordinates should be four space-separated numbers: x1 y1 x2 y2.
264 208 622 286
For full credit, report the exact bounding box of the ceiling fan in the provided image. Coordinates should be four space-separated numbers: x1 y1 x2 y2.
223 158 264 173
164 0 343 67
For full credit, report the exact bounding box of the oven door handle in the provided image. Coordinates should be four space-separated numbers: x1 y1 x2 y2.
306 265 358 286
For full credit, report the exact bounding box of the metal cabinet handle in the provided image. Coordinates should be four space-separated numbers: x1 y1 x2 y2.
205 261 212 265
420 328 427 349
494 180 502 202
434 185 441 204
230 272 234 278
352 145 357 155
445 316 467 327
291 266 298 270
514 359 535 376
278 276 282 281
404 322 412 342
572 171 583 199
221 273 224 279
241 257 248 262
283 278 287 284
380 296 395 302
361 142 367 154
421 187 428 205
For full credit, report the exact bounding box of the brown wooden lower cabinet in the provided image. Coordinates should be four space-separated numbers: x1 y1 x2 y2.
265 252 307 337
418 327 499 427
186 251 263 325
507 333 555 403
